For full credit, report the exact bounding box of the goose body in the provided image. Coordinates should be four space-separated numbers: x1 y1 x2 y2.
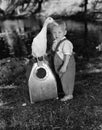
31 17 57 58
32 25 47 57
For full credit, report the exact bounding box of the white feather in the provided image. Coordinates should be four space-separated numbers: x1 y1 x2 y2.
31 17 57 58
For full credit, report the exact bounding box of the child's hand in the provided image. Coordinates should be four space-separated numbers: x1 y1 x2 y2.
59 54 70 77
59 66 67 74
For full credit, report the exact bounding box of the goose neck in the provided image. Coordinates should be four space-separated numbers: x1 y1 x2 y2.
43 22 48 27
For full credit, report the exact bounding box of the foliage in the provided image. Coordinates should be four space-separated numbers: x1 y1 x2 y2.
0 0 102 20
0 0 45 18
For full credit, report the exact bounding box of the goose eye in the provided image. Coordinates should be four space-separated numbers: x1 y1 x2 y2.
49 18 51 20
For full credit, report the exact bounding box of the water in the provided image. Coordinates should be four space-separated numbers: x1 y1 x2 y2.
0 17 101 58
0 16 101 32
0 16 101 37
0 16 41 34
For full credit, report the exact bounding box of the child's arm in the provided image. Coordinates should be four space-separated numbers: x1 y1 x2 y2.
59 40 73 75
59 54 70 74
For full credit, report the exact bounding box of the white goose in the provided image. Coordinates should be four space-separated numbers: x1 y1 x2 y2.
29 17 58 103
31 17 57 58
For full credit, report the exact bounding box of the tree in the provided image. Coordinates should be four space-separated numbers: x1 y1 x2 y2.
91 0 102 21
0 0 46 18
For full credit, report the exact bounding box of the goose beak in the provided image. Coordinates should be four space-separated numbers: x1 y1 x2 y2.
53 22 58 26
52 20 58 26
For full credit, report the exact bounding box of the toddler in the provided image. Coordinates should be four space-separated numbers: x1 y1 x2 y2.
51 21 76 101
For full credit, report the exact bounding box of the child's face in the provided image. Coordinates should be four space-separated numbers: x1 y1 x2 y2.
52 26 66 41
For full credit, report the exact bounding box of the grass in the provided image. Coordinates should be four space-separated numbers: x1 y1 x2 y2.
1 55 102 130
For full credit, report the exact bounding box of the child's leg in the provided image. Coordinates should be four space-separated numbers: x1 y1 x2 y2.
60 55 76 100
54 54 64 98
55 72 64 98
